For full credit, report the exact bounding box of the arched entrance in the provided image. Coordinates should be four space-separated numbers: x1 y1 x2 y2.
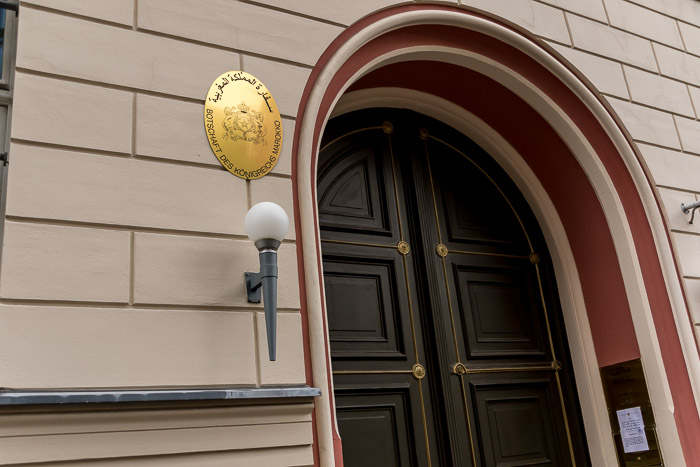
318 108 590 466
291 5 700 466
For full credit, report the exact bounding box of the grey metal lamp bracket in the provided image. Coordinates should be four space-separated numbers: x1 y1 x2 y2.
681 200 700 224
245 271 263 303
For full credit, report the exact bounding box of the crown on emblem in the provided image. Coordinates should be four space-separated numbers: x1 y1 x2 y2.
237 102 250 113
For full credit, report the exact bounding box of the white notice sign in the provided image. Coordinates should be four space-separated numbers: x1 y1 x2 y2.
616 406 649 453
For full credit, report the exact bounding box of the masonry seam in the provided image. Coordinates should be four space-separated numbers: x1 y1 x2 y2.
236 0 347 28
3 215 300 241
600 0 611 25
539 47 697 92
620 65 633 101
129 232 135 306
21 3 132 30
671 114 685 152
21 3 320 70
562 12 574 46
10 138 294 177
686 85 699 120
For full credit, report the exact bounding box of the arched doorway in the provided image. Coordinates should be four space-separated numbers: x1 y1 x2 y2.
318 108 590 466
292 5 700 465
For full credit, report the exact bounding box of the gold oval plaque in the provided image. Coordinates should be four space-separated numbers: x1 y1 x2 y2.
204 71 283 180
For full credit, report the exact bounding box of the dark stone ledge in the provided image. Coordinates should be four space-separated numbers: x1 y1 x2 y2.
0 386 321 406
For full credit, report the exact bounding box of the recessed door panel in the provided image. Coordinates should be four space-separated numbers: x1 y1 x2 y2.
324 254 407 360
318 128 400 243
335 384 418 467
470 375 569 467
428 136 530 254
452 262 548 360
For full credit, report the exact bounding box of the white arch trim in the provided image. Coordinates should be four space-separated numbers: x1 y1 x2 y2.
296 9 697 466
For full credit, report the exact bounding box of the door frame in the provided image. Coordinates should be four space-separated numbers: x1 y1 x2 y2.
290 5 699 466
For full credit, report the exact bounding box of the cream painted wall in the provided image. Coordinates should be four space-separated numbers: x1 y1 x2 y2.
3 2 306 390
0 0 699 465
1 402 315 465
1 2 312 463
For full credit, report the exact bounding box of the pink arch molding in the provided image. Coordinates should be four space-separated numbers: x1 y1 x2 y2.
290 4 700 465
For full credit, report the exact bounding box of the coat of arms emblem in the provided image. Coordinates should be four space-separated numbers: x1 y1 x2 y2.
204 71 282 180
222 102 267 145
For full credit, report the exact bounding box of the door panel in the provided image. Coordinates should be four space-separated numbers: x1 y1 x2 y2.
452 262 548 359
318 127 400 244
427 135 530 254
470 375 567 466
335 382 421 467
320 121 442 466
319 109 590 467
324 249 408 360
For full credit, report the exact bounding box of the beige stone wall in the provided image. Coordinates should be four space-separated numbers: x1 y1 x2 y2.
1 0 699 464
3 1 310 389
1 1 314 463
0 402 314 466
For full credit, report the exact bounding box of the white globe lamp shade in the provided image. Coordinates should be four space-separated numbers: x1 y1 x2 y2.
245 202 289 244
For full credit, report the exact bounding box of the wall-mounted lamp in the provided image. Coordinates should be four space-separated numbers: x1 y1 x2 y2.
681 200 700 224
244 202 289 361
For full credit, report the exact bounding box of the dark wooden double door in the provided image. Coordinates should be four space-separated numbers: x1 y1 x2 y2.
318 109 590 466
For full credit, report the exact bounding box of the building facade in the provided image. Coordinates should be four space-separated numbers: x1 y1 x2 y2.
0 0 699 466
